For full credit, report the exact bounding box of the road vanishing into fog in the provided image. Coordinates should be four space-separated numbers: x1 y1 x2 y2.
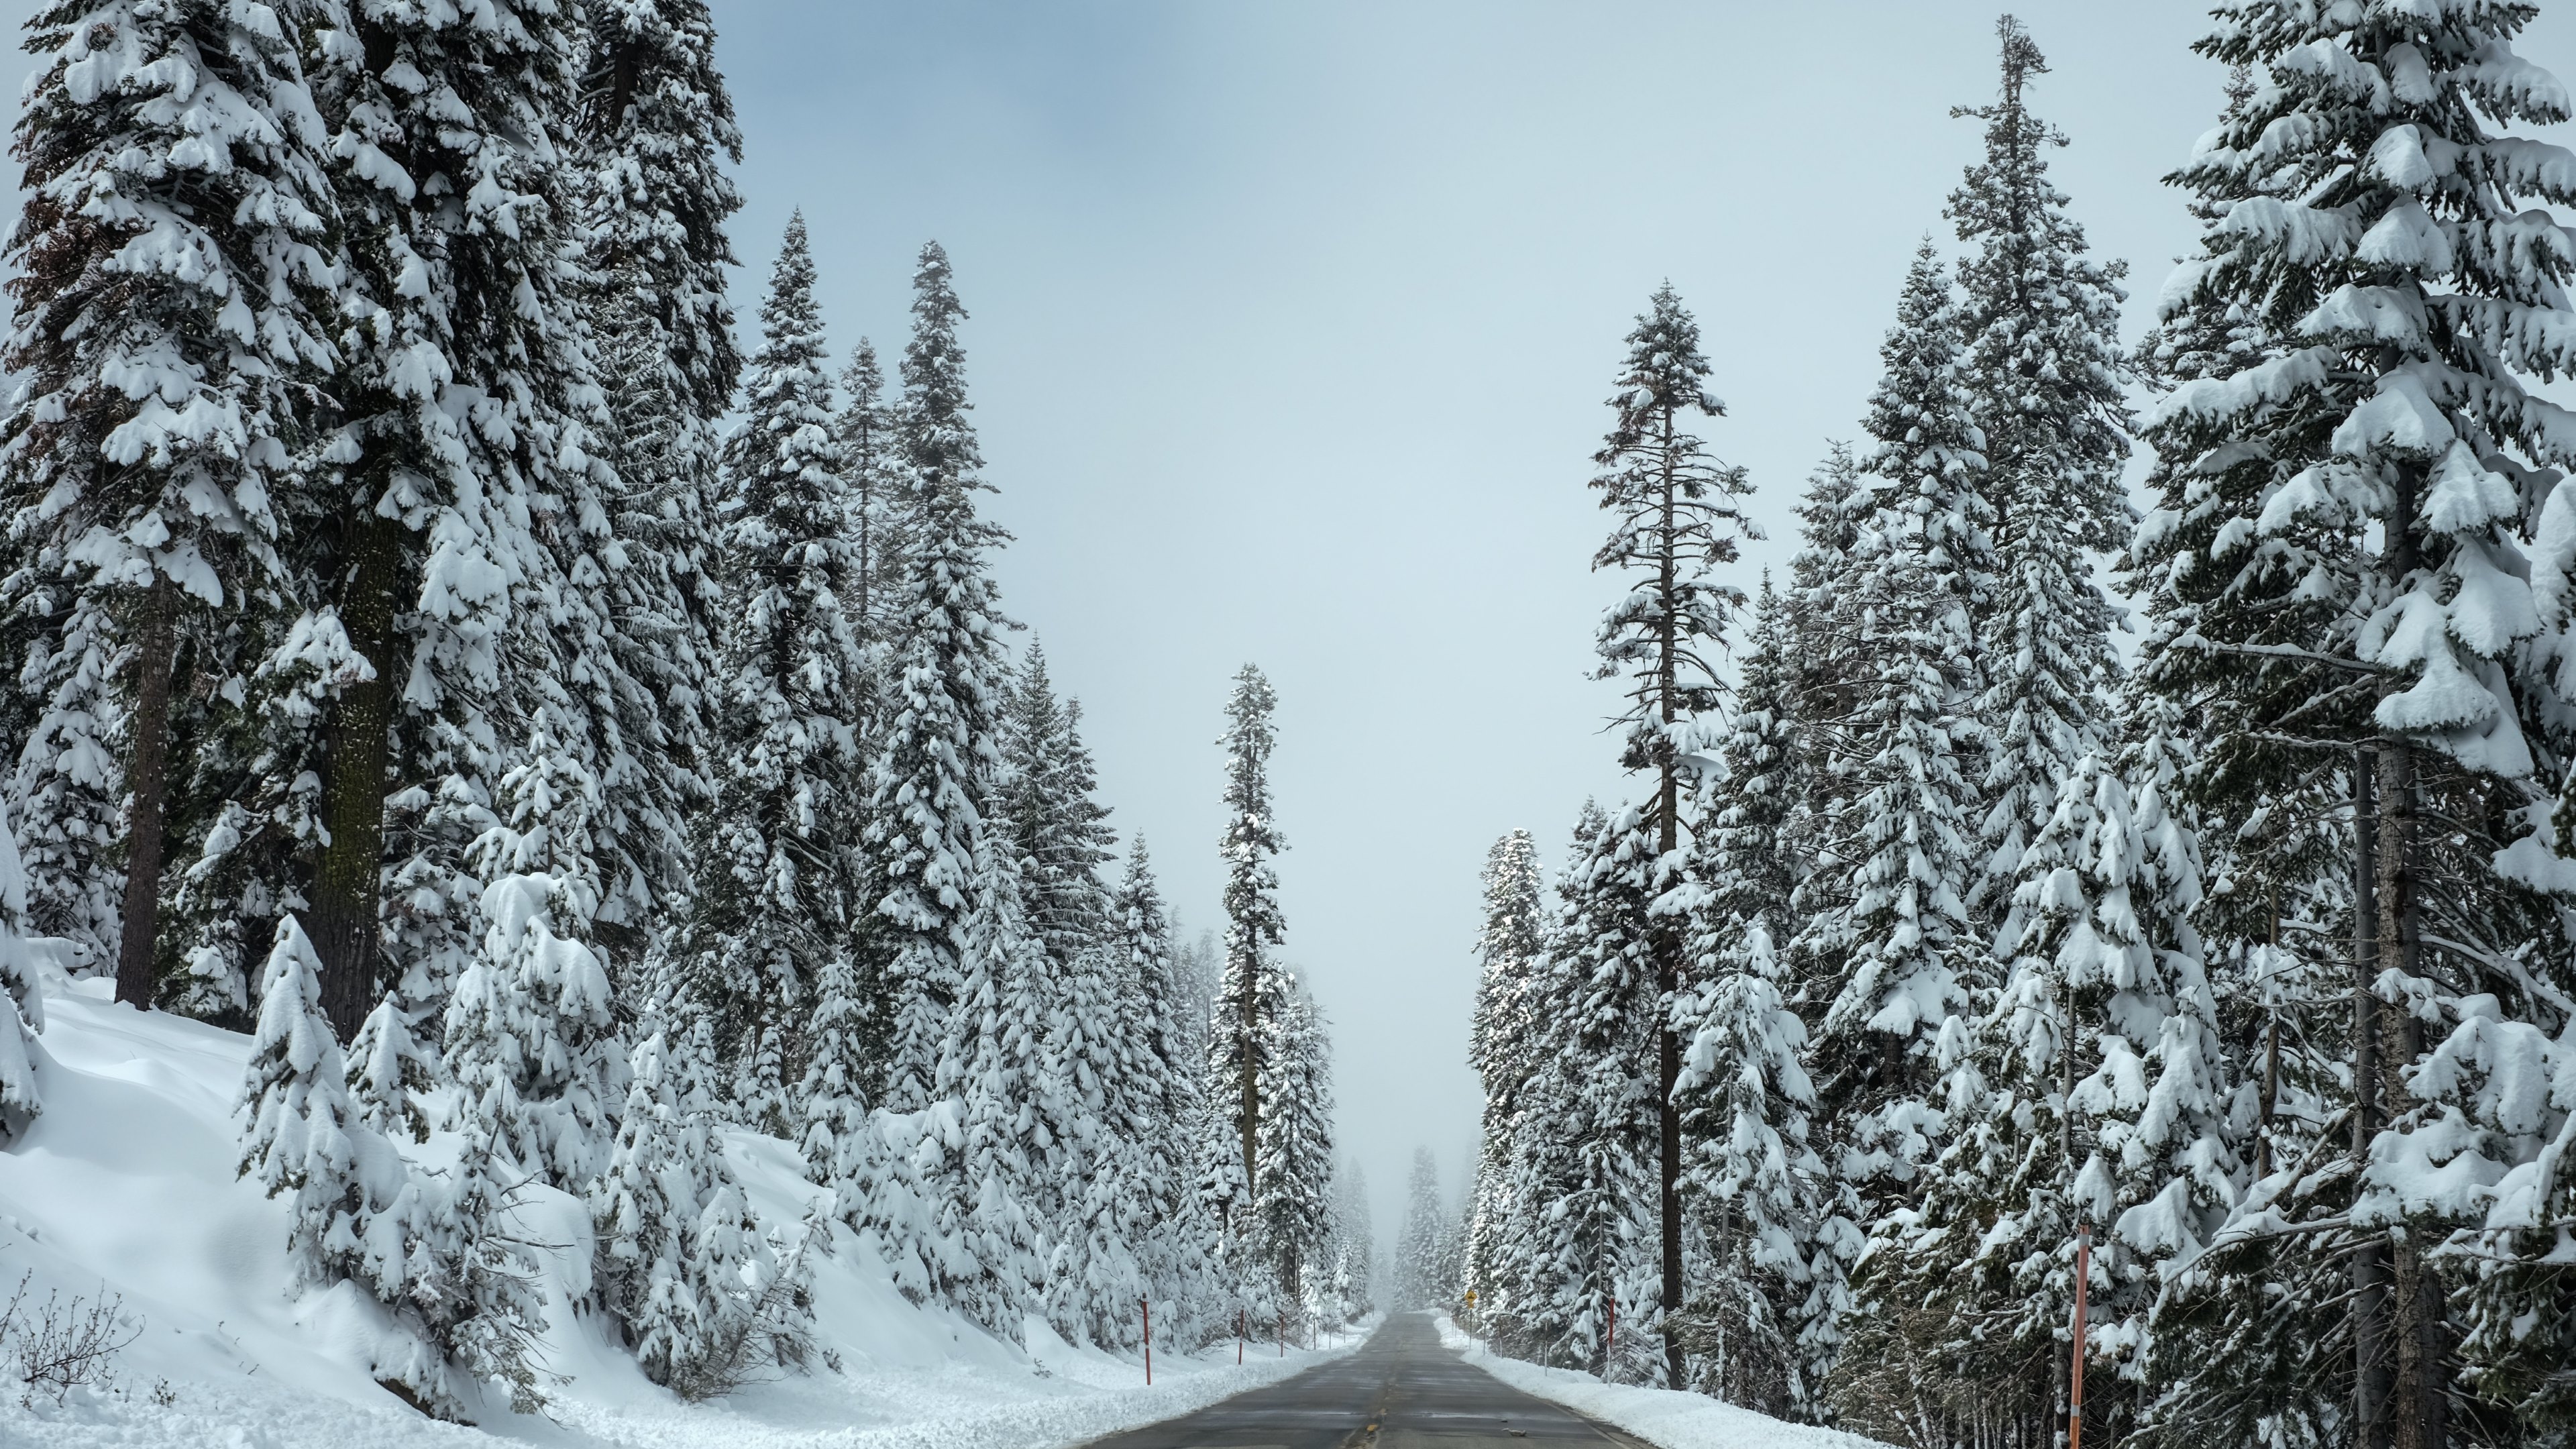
1083 1313 1647 1449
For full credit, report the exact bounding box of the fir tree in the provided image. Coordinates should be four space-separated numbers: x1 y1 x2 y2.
1204 664 1289 1258
2131 6 2576 1443
0 0 339 1004
1668 580 1821 1414
1464 829 1543 1313
594 1024 768 1395
996 643 1116 967
1947 17 2133 910
441 874 618 1191
297 0 608 1040
1589 282 1758 1385
867 241 1013 1116
835 340 902 639
1255 983 1335 1313
1396 1146 1448 1311
674 213 860 1130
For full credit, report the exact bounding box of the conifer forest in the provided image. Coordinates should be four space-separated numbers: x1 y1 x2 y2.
2 3 2576 1449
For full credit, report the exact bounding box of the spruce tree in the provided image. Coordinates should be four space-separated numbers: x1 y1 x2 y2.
2130 6 2576 1444
1589 283 1758 1385
0 0 339 1004
595 1025 767 1394
1396 1146 1448 1311
673 213 860 1130
1794 241 1993 1402
1464 829 1542 1314
835 340 902 639
997 643 1116 966
1256 983 1336 1313
297 0 606 1041
1203 664 1289 1256
1668 580 1821 1414
867 241 1013 1115
1947 17 2133 908
555 0 743 965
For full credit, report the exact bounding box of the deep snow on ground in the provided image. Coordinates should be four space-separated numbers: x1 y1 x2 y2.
0 957 1350 1448
1434 1316 1892 1449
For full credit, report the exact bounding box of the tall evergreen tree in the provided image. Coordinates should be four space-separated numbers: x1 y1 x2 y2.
867 241 1012 1115
1256 982 1336 1313
1589 283 1759 1385
1464 828 1543 1312
672 213 859 1130
835 340 902 639
1396 1145 1449 1311
295 0 607 1041
566 0 746 960
1794 241 1994 1399
996 643 1116 966
0 0 339 1004
1669 580 1821 1415
1203 664 1289 1253
1947 17 2134 909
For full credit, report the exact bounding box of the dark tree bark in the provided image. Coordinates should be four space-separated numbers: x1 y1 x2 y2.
111 574 176 1010
305 508 402 1042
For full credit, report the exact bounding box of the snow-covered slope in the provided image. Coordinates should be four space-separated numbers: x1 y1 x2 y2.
1433 1316 1892 1449
0 964 1346 1448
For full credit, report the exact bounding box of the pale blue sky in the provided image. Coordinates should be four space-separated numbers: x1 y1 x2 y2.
712 1 2561 1238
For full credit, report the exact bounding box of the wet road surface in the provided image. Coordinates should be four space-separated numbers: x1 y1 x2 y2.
1081 1313 1646 1449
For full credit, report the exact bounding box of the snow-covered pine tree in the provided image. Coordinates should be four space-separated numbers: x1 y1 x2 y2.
1464 829 1542 1316
237 916 510 1415
1589 282 1758 1386
564 0 743 964
1 0 340 1004
1105 839 1210 1333
1203 665 1289 1256
442 873 618 1191
919 863 1063 1339
796 951 873 1197
297 0 607 1042
1495 801 1665 1377
2129 6 2576 1443
867 240 1014 1116
1395 1146 1448 1312
835 340 902 639
671 213 859 1132
1861 689 2228 1449
1946 17 2133 913
1255 981 1335 1313
997 643 1116 967
345 990 432 1144
0 801 39 1135
1794 239 1993 1412
1326 1157 1375 1322
594 1024 768 1395
1667 578 1820 1415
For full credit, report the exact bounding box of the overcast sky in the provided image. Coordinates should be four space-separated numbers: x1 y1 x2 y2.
9 0 2571 1255
711 1 2576 1248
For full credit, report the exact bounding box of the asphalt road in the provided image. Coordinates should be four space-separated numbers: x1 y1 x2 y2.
1082 1313 1646 1449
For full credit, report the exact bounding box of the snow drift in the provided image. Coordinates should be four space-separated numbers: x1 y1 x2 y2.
0 961 1347 1447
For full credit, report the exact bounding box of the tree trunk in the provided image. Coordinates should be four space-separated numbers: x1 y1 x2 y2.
1654 423 1686 1391
2353 750 2392 1449
112 574 178 1010
2375 742 2445 1449
307 508 402 1042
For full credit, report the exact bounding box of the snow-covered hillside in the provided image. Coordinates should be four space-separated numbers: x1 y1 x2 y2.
0 963 1346 1448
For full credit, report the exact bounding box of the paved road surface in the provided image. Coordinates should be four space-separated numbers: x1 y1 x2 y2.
1083 1313 1644 1449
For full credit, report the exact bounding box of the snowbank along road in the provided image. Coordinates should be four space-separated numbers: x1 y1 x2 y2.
1082 1313 1646 1449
